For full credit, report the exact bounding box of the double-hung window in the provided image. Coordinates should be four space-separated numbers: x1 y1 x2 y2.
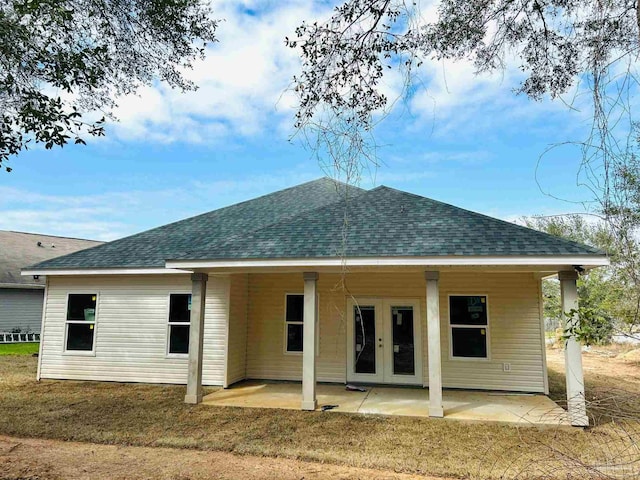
449 295 489 359
168 294 191 355
285 294 304 353
65 294 97 352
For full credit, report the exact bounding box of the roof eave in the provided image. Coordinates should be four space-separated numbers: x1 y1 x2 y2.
165 255 610 270
21 267 192 276
20 255 610 276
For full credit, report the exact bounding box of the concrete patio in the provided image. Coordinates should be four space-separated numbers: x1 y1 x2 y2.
203 381 571 427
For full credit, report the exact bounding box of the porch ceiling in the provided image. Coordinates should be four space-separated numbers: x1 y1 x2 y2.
203 381 571 427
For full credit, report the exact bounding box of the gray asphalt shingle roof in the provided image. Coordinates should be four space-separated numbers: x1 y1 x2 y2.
29 178 365 269
1 231 102 284
28 178 604 271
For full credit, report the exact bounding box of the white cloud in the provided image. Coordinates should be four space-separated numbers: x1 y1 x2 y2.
109 1 333 144
98 1 600 146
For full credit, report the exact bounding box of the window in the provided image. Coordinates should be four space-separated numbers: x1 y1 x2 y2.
449 295 488 359
65 294 97 352
285 294 304 352
168 294 191 355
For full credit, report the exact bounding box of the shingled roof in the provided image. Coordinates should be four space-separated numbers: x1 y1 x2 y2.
28 178 604 271
29 178 366 270
1 231 102 285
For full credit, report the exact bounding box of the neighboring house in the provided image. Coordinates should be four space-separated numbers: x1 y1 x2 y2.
24 178 608 426
0 231 102 336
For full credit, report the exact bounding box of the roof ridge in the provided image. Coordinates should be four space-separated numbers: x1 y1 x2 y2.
173 179 371 259
378 187 605 255
0 230 102 243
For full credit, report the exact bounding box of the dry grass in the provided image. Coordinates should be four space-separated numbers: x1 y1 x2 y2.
0 351 639 479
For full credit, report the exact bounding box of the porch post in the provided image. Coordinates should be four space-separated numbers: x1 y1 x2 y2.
559 270 588 426
301 272 318 411
185 272 208 404
425 271 444 418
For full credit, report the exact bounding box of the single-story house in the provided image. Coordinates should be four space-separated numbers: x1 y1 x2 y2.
24 178 608 426
0 230 101 337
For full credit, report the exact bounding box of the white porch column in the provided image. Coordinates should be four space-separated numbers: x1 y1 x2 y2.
559 270 588 427
425 271 444 418
185 272 208 404
301 272 318 411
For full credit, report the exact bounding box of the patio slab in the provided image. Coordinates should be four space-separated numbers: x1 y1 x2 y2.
203 381 571 427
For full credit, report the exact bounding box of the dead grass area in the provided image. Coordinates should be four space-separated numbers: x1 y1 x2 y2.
0 435 431 480
0 352 639 479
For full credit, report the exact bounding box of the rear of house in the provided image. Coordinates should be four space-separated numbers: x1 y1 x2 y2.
24 178 608 425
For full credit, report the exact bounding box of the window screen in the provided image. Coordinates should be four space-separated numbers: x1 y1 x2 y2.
449 295 488 358
65 294 97 352
168 294 191 355
285 294 304 352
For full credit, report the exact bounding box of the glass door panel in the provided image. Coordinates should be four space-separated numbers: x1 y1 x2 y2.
354 306 376 374
391 306 415 375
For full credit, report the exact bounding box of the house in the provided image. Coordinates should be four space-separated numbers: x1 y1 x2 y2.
23 178 608 426
0 231 101 338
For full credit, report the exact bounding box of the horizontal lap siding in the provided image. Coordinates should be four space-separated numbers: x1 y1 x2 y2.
40 275 228 386
438 273 545 392
0 288 44 333
226 274 248 386
246 272 545 392
246 274 347 383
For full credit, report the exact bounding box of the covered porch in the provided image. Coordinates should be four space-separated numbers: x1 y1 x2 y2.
202 380 570 427
177 263 593 427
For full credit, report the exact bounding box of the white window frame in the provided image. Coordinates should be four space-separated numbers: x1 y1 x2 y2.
63 292 98 356
448 294 490 361
166 292 192 358
283 292 319 355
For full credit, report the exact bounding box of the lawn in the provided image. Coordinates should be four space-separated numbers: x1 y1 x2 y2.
0 348 638 480
0 342 39 356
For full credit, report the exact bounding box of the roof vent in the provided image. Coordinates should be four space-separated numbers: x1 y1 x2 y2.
37 241 42 247
51 244 55 248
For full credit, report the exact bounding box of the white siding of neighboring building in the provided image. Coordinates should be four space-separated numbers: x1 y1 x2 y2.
0 288 44 333
39 275 229 385
245 271 547 393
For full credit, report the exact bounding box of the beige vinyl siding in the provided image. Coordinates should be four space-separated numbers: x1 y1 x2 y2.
246 274 346 383
438 273 545 392
226 273 248 386
246 272 546 393
39 275 229 386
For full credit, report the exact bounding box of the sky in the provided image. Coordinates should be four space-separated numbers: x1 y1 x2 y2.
0 0 600 241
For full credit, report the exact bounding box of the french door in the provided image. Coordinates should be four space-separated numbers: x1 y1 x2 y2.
346 298 423 385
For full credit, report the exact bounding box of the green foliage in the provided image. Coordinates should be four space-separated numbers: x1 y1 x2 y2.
0 342 39 356
0 0 218 171
524 214 638 344
290 1 639 133
564 307 614 347
542 278 561 330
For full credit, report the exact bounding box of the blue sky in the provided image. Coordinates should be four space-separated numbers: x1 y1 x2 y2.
0 0 597 241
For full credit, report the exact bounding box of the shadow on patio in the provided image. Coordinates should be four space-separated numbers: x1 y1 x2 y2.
203 381 571 427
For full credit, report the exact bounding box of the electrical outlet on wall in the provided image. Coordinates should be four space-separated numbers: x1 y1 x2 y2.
503 363 511 372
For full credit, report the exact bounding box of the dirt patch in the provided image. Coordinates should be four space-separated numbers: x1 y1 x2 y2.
547 345 640 390
0 435 431 480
